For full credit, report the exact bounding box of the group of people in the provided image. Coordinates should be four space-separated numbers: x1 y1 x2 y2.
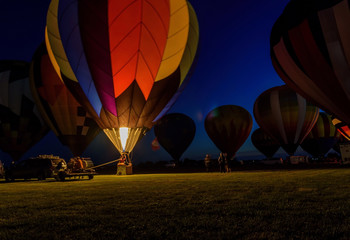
204 153 232 173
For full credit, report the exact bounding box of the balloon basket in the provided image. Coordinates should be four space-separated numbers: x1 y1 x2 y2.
116 163 133 175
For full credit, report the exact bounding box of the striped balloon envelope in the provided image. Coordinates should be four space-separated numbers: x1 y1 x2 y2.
271 0 350 125
254 85 319 155
45 0 199 156
0 61 49 161
301 112 341 157
30 43 101 156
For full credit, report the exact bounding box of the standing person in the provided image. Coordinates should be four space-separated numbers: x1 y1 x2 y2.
204 154 211 172
218 153 226 173
224 153 231 173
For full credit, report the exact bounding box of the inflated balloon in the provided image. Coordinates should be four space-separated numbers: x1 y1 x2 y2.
271 0 350 124
154 113 195 163
151 137 160 151
0 61 48 161
251 128 280 158
30 43 101 156
332 116 350 141
45 0 199 157
301 112 341 157
254 85 319 155
205 105 252 159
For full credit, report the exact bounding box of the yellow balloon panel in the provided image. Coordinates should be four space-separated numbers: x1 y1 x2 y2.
46 0 77 82
179 2 199 85
155 0 189 82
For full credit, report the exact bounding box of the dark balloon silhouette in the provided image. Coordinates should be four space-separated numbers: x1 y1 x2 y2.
30 43 101 156
0 61 49 161
154 113 195 164
45 0 199 156
271 0 350 125
254 85 319 155
251 128 280 158
301 113 341 157
205 105 252 159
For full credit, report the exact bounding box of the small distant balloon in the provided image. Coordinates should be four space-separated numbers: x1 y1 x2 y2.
151 137 160 151
205 105 252 159
251 128 280 159
154 113 196 163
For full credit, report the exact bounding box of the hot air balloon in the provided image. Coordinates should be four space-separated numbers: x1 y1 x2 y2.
331 116 350 141
301 112 341 157
154 113 195 165
270 0 350 124
151 137 160 151
254 85 319 155
205 105 252 160
251 128 280 159
30 43 101 157
0 61 48 161
45 0 199 163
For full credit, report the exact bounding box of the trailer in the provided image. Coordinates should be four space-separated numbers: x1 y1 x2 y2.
53 157 97 181
54 169 96 181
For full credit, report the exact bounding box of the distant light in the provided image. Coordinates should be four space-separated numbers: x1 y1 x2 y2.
119 127 129 151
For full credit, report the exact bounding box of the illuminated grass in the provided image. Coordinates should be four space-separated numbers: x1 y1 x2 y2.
1 169 350 239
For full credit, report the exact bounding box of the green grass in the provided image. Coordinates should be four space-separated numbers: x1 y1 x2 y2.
1 169 350 239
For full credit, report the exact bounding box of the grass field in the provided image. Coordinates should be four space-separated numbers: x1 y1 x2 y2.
1 169 350 239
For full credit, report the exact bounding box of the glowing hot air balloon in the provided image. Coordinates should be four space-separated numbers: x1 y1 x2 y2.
254 85 319 155
30 43 101 157
154 113 195 165
205 105 252 160
271 0 350 125
251 128 280 159
45 0 199 159
0 61 49 161
301 112 341 157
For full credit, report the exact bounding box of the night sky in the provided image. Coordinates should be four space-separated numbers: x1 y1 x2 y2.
0 0 294 165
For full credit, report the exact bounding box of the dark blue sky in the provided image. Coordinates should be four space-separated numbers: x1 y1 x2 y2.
0 0 293 164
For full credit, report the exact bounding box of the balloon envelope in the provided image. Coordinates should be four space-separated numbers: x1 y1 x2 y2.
270 0 350 124
154 113 195 162
301 112 341 157
30 43 101 156
205 105 252 159
0 61 48 161
254 85 319 155
45 0 199 155
332 116 350 141
251 128 280 158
